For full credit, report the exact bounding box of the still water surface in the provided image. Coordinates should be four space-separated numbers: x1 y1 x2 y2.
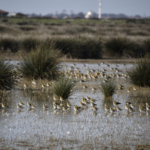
0 62 150 150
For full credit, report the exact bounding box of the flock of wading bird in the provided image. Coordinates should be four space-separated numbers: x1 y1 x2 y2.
0 95 150 116
0 62 150 116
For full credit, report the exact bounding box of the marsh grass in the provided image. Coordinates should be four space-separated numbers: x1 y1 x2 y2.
103 97 113 106
21 88 52 103
52 78 75 99
101 80 116 98
53 37 102 59
22 38 40 52
143 39 150 55
103 37 130 57
19 27 35 31
0 38 19 52
129 87 150 105
0 26 7 32
20 43 61 80
103 37 144 58
127 57 150 87
0 59 15 90
0 18 150 58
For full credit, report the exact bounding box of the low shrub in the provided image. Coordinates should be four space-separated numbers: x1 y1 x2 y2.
123 41 144 58
17 22 29 25
0 26 6 32
143 39 150 55
19 27 35 31
103 37 130 57
103 37 143 58
0 38 19 52
22 38 40 52
53 37 102 59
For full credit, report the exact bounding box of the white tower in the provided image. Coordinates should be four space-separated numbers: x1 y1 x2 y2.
98 0 102 19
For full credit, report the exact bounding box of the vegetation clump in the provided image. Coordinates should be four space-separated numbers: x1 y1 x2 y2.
0 38 19 52
22 38 40 52
53 37 102 59
128 57 150 87
101 80 116 98
143 39 150 55
20 44 61 80
0 59 15 90
52 78 75 99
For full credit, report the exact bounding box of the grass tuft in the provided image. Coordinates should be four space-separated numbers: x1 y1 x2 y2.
52 78 75 99
0 59 15 90
127 57 150 87
101 80 116 98
19 43 61 80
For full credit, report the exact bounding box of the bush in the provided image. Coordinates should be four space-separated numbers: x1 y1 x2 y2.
52 77 75 99
53 37 102 59
19 43 61 79
0 38 19 52
0 59 15 90
143 39 150 55
101 80 116 98
0 26 6 32
123 41 144 58
103 37 130 57
103 37 143 58
1 19 8 22
17 22 29 25
19 27 35 31
127 57 150 87
22 38 40 52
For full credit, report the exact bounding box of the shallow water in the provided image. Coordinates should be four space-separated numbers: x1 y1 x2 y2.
0 62 150 150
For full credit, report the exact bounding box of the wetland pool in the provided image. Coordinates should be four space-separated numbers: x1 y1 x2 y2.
0 62 150 150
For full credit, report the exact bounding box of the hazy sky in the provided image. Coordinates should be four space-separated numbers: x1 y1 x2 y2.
0 0 150 16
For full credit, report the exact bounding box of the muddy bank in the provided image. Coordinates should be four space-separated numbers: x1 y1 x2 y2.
1 52 136 64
